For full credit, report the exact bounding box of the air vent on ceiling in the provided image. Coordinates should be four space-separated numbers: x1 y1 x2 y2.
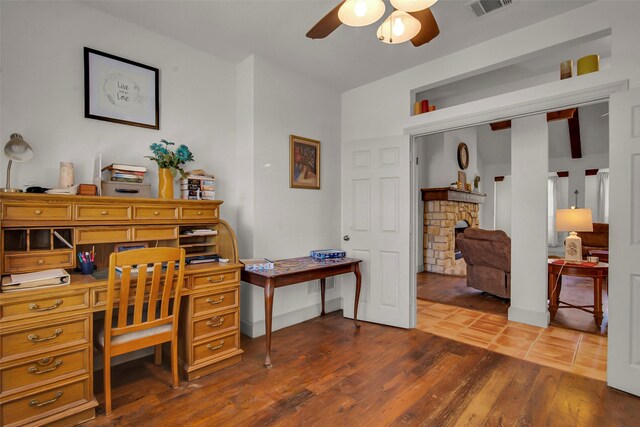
467 0 514 18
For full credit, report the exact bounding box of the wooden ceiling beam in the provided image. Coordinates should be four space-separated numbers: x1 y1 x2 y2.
568 109 582 159
489 108 577 131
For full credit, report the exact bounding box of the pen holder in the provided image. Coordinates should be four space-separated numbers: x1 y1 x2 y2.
80 261 94 275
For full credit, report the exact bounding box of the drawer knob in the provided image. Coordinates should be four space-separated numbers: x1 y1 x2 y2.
197 211 203 215
206 316 225 328
207 275 225 283
28 359 63 375
27 328 63 343
101 210 108 215
206 340 225 351
37 259 45 265
154 211 160 216
29 299 63 312
34 209 43 215
29 391 63 407
205 296 225 305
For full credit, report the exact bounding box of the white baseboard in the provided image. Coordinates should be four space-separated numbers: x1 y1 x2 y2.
508 305 550 328
240 297 342 338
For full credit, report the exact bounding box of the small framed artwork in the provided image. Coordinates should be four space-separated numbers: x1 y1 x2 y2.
290 135 320 189
84 47 159 129
114 242 148 253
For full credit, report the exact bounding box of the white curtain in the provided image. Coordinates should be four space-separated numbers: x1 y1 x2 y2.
596 170 610 223
547 176 560 246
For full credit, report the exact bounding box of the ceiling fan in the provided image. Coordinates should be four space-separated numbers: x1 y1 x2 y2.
306 0 440 46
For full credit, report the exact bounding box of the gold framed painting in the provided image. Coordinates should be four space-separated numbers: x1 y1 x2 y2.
290 135 320 189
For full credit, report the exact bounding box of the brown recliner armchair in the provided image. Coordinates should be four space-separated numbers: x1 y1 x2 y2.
577 222 608 257
456 228 511 299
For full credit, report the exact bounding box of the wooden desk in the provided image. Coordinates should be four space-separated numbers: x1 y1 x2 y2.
241 257 362 368
547 260 609 327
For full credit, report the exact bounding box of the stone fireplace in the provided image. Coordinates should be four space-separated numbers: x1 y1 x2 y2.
422 188 485 276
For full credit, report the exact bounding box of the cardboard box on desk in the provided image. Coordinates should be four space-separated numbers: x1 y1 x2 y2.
101 180 151 198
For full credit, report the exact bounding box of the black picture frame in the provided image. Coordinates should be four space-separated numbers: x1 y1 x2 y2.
84 47 159 129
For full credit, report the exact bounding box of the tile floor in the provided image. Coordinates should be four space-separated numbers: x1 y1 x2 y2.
417 299 607 381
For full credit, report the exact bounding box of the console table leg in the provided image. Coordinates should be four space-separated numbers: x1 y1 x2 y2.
548 272 559 321
594 277 603 328
354 264 362 328
264 280 275 368
320 278 326 316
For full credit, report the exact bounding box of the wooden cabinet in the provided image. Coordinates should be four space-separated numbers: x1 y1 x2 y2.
0 194 242 426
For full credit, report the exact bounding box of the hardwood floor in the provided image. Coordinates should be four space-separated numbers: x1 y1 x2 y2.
417 272 608 335
84 311 639 426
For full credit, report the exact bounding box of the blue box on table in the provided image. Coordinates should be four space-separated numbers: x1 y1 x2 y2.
310 249 346 260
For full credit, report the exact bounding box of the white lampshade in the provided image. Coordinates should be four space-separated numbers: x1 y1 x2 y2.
556 208 593 232
376 10 421 44
338 0 386 27
390 0 438 13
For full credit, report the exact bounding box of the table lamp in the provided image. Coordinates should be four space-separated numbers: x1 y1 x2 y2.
556 208 593 262
1 133 33 193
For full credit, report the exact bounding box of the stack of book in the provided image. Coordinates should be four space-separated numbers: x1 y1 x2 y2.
180 169 215 200
102 163 147 183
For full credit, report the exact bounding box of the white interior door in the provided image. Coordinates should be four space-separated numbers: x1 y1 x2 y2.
341 136 411 328
607 88 640 396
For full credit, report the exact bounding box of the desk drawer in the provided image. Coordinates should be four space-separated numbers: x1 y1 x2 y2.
92 279 187 308
132 226 178 241
2 203 72 222
1 376 91 427
75 204 131 221
133 206 178 220
1 347 89 394
192 310 238 341
1 317 89 360
1 289 89 322
76 227 131 244
192 288 238 316
180 206 218 221
192 331 239 365
192 269 239 290
3 251 74 274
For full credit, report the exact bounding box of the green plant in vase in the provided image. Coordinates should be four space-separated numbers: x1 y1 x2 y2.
147 139 194 199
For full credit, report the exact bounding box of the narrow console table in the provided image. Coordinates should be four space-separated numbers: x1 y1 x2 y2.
241 257 362 368
547 259 609 328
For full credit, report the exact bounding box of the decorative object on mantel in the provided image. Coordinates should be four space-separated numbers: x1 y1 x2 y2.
577 54 599 76
84 47 159 129
1 133 33 193
560 59 573 80
457 142 469 170
147 139 194 199
290 135 320 190
306 0 440 47
457 171 467 190
473 175 480 190
414 101 421 116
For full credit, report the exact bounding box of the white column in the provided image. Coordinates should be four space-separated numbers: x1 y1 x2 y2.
508 114 550 327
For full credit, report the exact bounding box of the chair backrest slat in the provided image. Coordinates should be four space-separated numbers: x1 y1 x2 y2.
147 262 163 322
106 247 186 340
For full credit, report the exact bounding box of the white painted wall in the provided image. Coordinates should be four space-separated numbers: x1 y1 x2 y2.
509 114 550 327
240 55 342 337
549 153 609 208
0 0 240 226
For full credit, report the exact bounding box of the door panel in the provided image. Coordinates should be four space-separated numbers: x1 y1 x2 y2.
608 88 640 396
342 136 411 328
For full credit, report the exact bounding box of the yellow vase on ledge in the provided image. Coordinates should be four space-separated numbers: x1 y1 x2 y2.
158 168 174 199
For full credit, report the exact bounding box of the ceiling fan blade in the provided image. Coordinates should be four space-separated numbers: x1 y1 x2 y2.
409 8 440 47
306 1 346 39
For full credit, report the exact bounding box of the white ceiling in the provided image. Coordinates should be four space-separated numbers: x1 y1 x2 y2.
476 102 609 166
81 0 595 92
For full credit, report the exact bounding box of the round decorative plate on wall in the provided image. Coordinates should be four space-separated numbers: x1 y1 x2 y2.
457 142 469 170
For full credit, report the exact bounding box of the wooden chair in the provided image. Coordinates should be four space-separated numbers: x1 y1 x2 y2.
96 247 186 415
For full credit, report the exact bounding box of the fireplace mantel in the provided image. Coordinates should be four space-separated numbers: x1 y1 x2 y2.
421 187 486 204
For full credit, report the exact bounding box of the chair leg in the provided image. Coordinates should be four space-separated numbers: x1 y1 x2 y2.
154 344 162 365
104 353 112 416
171 338 179 389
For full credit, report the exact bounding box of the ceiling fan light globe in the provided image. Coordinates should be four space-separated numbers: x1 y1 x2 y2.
338 0 386 27
376 10 421 44
390 0 438 12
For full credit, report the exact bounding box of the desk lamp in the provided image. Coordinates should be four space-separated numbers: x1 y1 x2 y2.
556 207 593 262
1 133 33 193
